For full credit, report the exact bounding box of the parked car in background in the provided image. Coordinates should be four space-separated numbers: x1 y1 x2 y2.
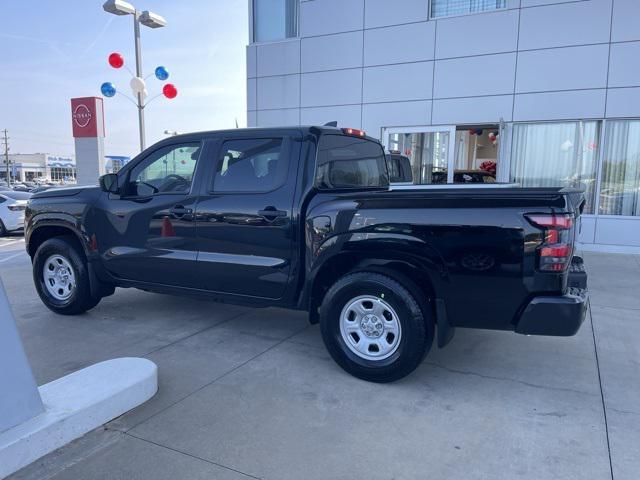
11 183 32 192
431 170 496 184
0 190 31 235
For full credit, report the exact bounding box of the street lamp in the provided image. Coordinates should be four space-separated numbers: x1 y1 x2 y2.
102 0 167 151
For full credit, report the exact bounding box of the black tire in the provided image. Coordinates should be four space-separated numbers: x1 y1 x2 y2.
33 236 102 315
0 219 6 237
319 272 434 383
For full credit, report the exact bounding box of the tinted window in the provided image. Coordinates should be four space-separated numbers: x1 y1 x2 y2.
431 0 506 18
316 135 388 189
253 0 298 42
128 143 200 196
213 138 286 193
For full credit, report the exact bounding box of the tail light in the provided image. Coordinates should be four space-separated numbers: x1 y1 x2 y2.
342 127 366 137
526 214 574 272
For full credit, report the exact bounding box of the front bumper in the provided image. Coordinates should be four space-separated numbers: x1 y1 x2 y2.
515 257 588 336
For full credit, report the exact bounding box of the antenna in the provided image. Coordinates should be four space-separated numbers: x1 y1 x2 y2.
323 121 338 127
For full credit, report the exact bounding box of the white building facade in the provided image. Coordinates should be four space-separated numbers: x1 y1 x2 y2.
247 0 640 253
1 154 130 184
2 154 76 183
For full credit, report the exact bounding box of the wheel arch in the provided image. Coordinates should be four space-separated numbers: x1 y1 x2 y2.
303 252 439 325
27 217 88 260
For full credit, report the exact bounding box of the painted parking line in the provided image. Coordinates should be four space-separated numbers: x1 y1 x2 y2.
0 252 25 263
0 239 25 249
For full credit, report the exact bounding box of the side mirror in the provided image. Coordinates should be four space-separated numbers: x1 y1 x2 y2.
99 174 119 194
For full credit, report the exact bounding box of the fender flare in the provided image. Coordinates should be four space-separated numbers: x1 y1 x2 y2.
27 214 113 298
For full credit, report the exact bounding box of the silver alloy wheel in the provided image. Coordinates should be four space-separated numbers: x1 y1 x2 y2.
339 295 402 361
43 254 76 301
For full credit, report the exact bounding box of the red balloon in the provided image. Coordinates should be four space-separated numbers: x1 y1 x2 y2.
108 52 124 69
163 83 178 99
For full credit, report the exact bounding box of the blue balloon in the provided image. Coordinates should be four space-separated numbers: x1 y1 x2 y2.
101 82 116 98
155 66 169 81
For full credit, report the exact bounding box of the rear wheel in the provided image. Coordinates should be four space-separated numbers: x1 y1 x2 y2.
319 272 434 383
33 236 102 315
0 220 6 237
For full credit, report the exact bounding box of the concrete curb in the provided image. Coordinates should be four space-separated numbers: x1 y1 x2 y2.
0 357 158 479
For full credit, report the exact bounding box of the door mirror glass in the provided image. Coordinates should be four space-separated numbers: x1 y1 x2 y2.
99 173 119 193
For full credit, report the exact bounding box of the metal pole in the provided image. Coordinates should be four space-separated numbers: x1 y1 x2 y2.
2 129 10 186
133 11 146 151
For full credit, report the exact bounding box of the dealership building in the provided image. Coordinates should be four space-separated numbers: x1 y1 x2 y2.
247 0 640 252
1 154 130 183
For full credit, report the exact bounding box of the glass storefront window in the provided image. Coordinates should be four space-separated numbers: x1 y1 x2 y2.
253 0 298 43
510 121 600 213
431 0 506 18
454 127 499 184
599 120 640 216
388 132 450 184
49 167 76 182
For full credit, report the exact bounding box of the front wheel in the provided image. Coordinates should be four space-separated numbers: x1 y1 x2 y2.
319 272 434 383
33 236 102 315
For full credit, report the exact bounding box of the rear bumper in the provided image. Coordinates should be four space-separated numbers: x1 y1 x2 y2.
2 213 25 232
515 257 588 336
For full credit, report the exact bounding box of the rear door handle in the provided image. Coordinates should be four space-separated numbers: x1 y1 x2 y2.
258 207 287 221
170 205 193 217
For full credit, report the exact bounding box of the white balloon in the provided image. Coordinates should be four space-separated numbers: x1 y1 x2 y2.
130 76 147 95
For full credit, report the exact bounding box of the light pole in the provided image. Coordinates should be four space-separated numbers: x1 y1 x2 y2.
102 0 167 151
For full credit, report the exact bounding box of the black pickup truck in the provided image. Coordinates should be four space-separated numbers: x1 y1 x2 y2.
25 126 588 382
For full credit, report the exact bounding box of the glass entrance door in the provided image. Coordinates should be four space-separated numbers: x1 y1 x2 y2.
384 126 456 185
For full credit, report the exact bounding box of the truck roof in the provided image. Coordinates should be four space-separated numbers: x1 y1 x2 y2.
157 125 379 144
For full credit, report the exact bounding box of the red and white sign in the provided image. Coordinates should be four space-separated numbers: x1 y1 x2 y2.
70 97 105 138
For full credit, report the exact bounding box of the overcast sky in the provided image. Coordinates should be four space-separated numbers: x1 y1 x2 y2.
0 0 248 158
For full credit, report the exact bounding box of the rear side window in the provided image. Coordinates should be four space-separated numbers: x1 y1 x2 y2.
315 135 389 189
213 138 287 193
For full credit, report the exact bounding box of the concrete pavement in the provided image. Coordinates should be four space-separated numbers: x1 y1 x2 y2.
1 240 638 480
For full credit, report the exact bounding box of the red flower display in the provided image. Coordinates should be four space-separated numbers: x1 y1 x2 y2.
479 161 497 175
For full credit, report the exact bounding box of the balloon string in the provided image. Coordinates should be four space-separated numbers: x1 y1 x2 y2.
142 93 163 108
116 91 139 108
124 65 135 77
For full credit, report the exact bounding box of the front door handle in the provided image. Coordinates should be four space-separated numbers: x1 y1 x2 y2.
170 205 193 218
258 206 287 221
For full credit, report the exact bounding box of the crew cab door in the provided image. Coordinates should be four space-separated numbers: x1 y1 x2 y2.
96 141 204 287
194 133 300 299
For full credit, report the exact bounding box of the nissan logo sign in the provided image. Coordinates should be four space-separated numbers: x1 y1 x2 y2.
73 104 92 128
